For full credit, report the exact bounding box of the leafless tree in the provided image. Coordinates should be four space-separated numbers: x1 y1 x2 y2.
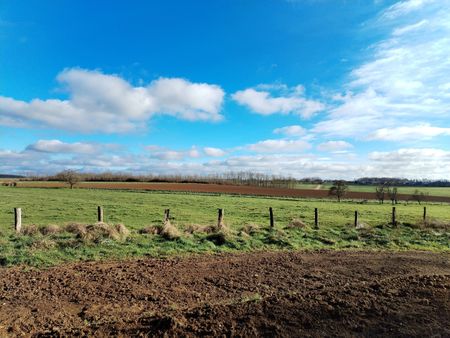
375 185 386 204
328 180 348 202
387 186 398 205
56 169 80 189
412 189 426 205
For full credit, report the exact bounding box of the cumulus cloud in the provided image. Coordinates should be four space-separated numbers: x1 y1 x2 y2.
247 139 311 153
273 125 306 137
203 147 226 157
26 140 101 154
232 84 324 118
317 141 353 152
145 145 228 160
3 141 450 180
368 124 450 141
0 68 225 133
367 148 450 179
145 145 202 160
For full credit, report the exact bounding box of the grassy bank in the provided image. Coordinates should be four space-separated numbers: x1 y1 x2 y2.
0 186 449 267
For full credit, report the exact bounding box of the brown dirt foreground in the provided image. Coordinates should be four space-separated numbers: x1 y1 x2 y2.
0 251 449 337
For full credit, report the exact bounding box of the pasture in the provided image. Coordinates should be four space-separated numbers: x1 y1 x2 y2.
0 186 448 267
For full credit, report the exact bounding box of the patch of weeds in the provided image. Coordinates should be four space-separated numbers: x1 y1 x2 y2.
240 223 260 236
341 231 359 241
160 221 181 240
241 293 263 303
39 224 61 236
205 231 228 245
285 218 306 229
263 228 292 247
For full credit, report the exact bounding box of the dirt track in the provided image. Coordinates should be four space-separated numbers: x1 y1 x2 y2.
0 251 449 337
16 182 450 203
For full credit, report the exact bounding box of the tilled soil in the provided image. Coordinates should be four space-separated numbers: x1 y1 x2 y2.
0 250 449 337
16 182 450 203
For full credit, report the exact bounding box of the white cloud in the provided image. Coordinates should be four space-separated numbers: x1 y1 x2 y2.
392 19 428 36
146 145 227 159
317 141 353 152
381 0 433 20
248 139 311 153
232 84 324 118
368 123 450 141
367 148 450 179
0 68 225 133
273 125 306 137
26 140 100 154
145 145 202 160
314 1 450 140
3 142 450 180
203 147 226 157
187 148 202 158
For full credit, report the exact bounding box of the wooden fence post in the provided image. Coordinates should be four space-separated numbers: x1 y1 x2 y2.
423 206 427 221
97 206 103 223
392 207 396 226
164 209 170 223
314 208 319 228
217 208 224 229
14 208 22 233
269 207 274 228
354 210 358 227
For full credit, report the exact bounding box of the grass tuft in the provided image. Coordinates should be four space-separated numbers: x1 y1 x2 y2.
139 225 161 235
39 224 61 235
286 218 307 229
240 223 260 236
160 221 181 240
65 222 130 242
414 218 450 230
22 224 39 236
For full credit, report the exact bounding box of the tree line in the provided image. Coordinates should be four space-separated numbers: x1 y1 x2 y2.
23 171 436 202
32 170 299 189
328 180 427 204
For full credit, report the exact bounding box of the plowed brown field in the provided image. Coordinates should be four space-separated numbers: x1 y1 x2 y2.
16 182 450 203
0 251 449 337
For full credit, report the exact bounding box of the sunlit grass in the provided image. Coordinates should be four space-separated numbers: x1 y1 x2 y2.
0 186 448 267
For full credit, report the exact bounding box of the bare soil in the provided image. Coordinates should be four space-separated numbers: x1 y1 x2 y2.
16 181 450 203
0 250 449 337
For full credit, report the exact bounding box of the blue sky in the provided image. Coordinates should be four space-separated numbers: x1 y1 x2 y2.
1 0 450 179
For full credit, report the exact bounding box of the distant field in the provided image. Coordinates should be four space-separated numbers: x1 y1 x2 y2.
7 181 450 202
0 186 448 267
294 183 450 197
3 180 450 198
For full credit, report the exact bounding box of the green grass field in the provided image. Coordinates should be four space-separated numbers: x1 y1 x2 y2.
0 186 449 267
294 183 450 197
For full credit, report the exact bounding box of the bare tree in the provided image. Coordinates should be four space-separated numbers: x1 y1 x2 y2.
375 185 386 204
328 180 348 202
56 169 80 189
412 189 426 205
387 186 398 205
